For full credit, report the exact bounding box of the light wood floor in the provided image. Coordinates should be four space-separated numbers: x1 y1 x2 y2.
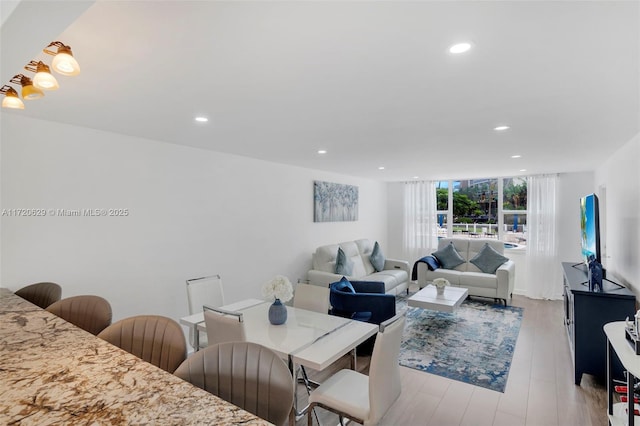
297 287 608 426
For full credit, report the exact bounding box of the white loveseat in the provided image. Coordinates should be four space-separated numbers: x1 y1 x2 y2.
307 239 410 295
416 238 516 305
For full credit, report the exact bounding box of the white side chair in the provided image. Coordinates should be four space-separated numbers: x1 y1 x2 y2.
293 282 331 393
293 282 330 314
307 313 406 426
203 305 246 346
186 275 225 350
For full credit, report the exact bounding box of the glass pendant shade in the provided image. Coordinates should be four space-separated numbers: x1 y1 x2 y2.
32 62 59 90
52 50 80 76
2 88 24 109
21 83 44 100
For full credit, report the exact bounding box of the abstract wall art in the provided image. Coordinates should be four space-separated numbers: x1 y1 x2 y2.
313 180 359 222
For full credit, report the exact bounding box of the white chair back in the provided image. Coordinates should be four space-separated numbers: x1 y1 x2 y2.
368 314 406 424
186 275 225 315
293 283 330 313
203 305 246 346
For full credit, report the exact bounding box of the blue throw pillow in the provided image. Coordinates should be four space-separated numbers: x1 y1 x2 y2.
424 255 440 271
333 276 356 293
370 241 386 272
432 242 465 270
470 243 509 274
335 247 354 276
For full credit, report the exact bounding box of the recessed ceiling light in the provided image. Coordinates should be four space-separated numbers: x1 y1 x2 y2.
194 116 208 123
317 150 327 154
519 169 527 172
511 155 522 159
494 125 510 131
378 166 385 170
449 42 472 54
413 176 420 179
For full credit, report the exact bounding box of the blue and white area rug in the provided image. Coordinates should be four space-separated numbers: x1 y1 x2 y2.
396 293 523 393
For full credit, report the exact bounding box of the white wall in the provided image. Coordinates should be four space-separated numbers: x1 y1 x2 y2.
0 114 388 323
595 133 640 294
557 172 595 264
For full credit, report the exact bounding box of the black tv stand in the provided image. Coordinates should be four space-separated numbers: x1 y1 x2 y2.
578 277 624 290
562 262 626 289
562 262 635 385
571 262 607 274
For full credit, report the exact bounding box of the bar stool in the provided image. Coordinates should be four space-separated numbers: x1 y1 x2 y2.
46 295 112 335
15 282 62 309
98 315 187 373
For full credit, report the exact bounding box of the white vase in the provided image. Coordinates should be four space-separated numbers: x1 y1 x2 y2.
436 286 445 295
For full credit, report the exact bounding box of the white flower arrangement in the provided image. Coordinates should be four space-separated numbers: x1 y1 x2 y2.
432 278 450 289
262 275 293 303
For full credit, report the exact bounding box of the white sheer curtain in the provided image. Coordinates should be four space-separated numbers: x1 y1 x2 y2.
526 174 562 299
403 180 438 263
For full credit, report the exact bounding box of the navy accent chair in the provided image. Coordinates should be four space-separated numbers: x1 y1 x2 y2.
329 280 396 326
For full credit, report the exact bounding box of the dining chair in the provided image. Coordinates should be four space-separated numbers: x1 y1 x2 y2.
293 282 330 392
306 313 406 426
15 282 62 309
46 295 112 335
97 315 187 373
174 341 294 426
293 282 330 314
203 305 246 346
186 275 225 350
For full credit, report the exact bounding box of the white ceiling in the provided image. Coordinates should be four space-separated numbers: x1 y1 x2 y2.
2 0 638 182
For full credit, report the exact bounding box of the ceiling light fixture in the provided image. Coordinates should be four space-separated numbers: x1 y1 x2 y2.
494 125 510 131
1 41 79 110
10 74 44 100
511 154 522 159
0 85 25 109
519 169 527 172
43 41 81 76
317 150 327 154
378 166 385 170
194 116 208 122
25 60 59 90
449 42 472 54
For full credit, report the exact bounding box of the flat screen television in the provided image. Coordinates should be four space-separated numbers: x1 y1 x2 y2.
580 193 601 265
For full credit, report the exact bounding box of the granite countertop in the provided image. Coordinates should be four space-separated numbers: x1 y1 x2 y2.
0 288 272 425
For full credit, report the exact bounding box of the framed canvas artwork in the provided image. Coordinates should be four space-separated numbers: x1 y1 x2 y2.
313 180 358 222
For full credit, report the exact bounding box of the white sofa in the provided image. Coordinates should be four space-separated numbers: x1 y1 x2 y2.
416 238 516 305
307 239 410 295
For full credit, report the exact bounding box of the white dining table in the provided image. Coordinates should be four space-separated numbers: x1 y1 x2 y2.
179 298 378 417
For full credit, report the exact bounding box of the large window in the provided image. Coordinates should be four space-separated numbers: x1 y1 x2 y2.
502 177 527 245
437 177 527 246
436 180 451 237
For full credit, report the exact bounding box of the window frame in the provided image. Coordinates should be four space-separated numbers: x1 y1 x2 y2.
437 177 527 245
